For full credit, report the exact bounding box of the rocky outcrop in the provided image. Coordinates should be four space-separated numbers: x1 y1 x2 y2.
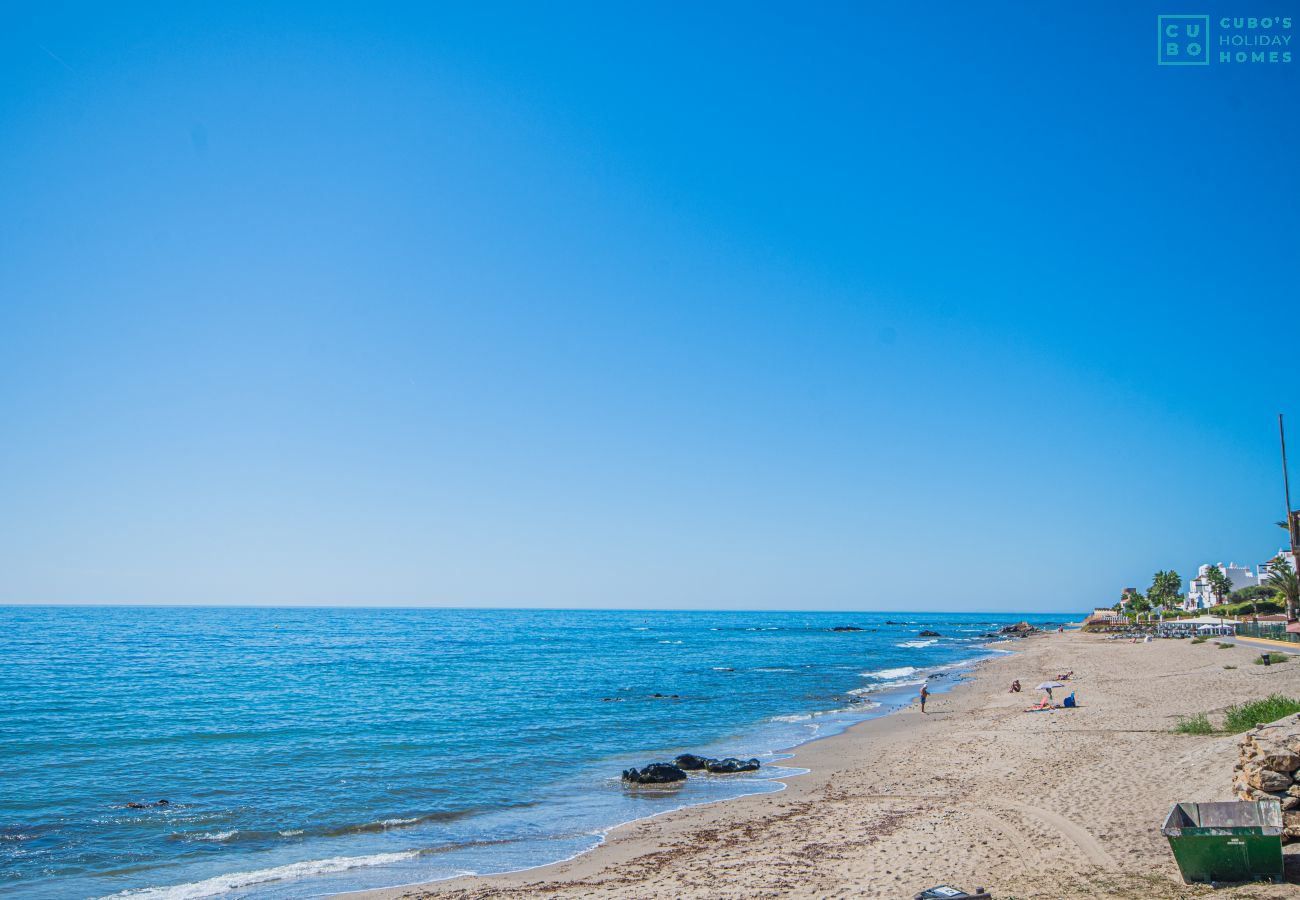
1233 714 1300 840
918 630 941 637
831 626 863 632
999 622 1040 636
705 757 761 774
673 753 714 771
622 763 687 784
627 754 762 783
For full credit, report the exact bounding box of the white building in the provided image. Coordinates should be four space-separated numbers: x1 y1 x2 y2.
1183 552 1298 610
1185 563 1262 610
1261 551 1299 576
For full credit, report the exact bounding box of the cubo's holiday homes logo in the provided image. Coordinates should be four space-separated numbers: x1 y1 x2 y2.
1158 14 1294 65
1158 15 1209 64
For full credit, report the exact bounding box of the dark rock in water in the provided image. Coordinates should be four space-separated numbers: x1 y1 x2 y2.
831 626 864 632
705 757 761 774
622 763 687 784
673 753 716 771
998 621 1040 635
918 630 941 637
885 620 902 625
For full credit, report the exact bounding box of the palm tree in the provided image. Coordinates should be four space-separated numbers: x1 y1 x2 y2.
1204 565 1232 606
1265 556 1300 622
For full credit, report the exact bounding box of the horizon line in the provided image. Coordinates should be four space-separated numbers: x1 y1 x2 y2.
0 602 1080 615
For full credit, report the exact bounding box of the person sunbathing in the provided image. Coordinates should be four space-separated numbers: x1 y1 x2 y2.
1009 679 1021 693
1026 696 1053 711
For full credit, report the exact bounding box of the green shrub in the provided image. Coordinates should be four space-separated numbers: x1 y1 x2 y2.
1191 636 1208 644
1174 713 1215 735
1223 695 1300 733
1205 596 1285 617
1253 653 1290 665
1216 641 1234 649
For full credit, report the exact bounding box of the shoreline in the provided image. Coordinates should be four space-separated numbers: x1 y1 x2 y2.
348 637 1024 899
356 630 1300 899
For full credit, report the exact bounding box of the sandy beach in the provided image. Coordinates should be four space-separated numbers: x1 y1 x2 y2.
357 631 1300 899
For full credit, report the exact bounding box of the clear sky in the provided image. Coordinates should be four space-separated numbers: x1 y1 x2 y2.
2 3 1297 612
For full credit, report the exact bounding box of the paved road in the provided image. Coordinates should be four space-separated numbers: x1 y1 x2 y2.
1220 635 1300 655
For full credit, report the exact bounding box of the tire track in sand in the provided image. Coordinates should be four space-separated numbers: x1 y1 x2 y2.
985 798 1116 869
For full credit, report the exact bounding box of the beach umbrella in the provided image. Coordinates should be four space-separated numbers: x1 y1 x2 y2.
1036 681 1066 691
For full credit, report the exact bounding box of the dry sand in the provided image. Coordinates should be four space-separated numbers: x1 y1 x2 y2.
358 631 1300 899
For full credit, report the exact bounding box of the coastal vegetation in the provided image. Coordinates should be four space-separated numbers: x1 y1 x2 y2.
1173 712 1214 735
1265 556 1300 621
1203 597 1285 617
1254 653 1291 665
1149 569 1183 610
1225 695 1300 732
1173 695 1300 735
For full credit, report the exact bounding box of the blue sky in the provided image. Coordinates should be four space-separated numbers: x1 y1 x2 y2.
1 3 1297 612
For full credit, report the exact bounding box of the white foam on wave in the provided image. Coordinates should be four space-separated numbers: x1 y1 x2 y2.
861 666 917 680
657 640 683 644
190 830 237 843
278 829 304 837
771 700 880 722
110 850 421 900
896 639 937 649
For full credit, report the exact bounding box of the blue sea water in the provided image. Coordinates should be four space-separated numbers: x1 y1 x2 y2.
0 607 1067 899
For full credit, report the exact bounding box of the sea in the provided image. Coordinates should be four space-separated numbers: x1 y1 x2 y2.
0 607 1067 899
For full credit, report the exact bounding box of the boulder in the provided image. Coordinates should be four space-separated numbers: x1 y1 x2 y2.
673 754 716 771
831 626 863 632
1243 763 1293 793
1251 742 1300 773
918 630 941 637
999 622 1040 635
704 757 761 774
621 763 687 784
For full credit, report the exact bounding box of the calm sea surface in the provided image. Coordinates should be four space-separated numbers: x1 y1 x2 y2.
0 607 1066 898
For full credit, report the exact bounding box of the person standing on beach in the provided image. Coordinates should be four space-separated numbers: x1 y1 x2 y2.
919 684 929 713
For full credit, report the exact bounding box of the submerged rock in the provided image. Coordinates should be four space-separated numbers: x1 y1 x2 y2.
705 757 761 774
622 763 687 784
918 630 941 637
673 753 715 771
831 626 863 632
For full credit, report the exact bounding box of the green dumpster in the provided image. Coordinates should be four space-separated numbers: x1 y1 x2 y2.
1161 800 1284 884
